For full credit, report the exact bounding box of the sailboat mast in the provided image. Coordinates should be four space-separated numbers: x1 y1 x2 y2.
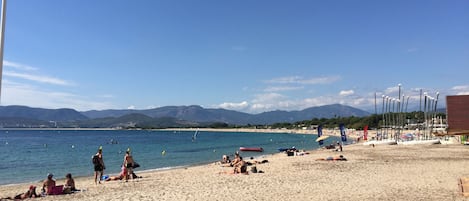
0 0 7 102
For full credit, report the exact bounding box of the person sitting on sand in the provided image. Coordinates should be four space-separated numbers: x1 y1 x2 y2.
230 152 241 167
219 156 249 175
335 141 343 152
42 173 56 195
316 155 347 161
248 157 269 165
63 173 77 194
1 185 40 200
325 144 335 149
233 157 248 174
221 155 231 164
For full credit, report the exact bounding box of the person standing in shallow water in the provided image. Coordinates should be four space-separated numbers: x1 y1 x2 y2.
93 147 105 184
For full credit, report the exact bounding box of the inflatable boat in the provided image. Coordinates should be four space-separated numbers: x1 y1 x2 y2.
239 147 264 152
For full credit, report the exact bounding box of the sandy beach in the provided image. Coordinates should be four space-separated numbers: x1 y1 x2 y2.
1 142 468 201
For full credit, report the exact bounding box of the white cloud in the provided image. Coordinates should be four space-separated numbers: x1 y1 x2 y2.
3 60 38 71
384 85 399 94
1 80 113 111
218 101 249 110
252 93 285 103
265 75 340 85
127 105 136 110
2 60 74 86
339 90 354 96
4 71 73 86
246 93 299 112
452 85 469 95
264 86 303 92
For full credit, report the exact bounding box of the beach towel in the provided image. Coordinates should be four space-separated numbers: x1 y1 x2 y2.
49 185 64 195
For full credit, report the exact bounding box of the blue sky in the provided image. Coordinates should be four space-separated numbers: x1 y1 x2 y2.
1 0 468 113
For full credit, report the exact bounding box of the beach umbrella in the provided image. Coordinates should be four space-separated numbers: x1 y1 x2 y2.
316 135 329 142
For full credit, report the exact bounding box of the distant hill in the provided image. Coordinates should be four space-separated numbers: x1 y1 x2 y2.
0 105 88 121
71 113 199 128
82 105 253 124
250 104 370 124
81 104 370 125
0 104 371 128
0 117 52 128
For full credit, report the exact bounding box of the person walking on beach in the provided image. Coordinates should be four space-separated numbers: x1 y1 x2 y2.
123 148 134 182
93 146 105 184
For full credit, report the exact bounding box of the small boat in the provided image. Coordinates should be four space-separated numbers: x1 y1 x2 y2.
239 147 263 152
398 139 440 145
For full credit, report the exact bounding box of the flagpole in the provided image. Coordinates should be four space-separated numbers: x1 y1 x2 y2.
0 0 7 103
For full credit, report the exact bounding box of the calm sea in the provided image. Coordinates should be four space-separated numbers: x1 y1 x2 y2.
0 129 337 185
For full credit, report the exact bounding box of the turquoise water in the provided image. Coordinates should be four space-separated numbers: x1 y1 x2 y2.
0 130 337 185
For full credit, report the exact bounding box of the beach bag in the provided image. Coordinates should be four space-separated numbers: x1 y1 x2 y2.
62 187 72 194
132 162 140 169
49 185 64 195
250 166 257 173
92 155 99 165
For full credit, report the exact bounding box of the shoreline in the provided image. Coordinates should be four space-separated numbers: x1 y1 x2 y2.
0 142 300 188
0 127 364 136
1 142 468 200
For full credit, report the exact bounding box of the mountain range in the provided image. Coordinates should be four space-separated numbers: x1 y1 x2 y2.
0 104 371 128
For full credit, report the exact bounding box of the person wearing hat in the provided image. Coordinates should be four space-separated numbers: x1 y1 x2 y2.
93 147 106 184
42 173 56 195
